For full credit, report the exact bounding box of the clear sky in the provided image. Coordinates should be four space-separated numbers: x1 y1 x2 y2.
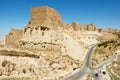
0 0 120 37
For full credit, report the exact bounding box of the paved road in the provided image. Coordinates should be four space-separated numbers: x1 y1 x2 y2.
63 45 120 80
85 45 96 69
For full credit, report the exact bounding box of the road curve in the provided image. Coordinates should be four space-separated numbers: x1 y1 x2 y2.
63 45 96 80
63 45 120 80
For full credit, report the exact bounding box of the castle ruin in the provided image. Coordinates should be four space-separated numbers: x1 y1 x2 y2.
6 6 119 60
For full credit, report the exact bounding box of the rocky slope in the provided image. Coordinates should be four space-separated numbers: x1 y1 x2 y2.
0 47 82 80
92 40 120 80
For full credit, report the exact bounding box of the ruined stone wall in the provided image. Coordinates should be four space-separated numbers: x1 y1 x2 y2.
6 29 23 47
83 24 96 31
30 6 63 29
19 26 89 61
19 25 64 51
71 22 80 31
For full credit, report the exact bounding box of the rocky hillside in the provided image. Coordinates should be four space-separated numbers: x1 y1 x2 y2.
0 48 82 80
92 40 120 80
1 6 120 80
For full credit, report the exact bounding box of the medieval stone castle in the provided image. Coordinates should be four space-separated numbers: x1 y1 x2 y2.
5 6 119 60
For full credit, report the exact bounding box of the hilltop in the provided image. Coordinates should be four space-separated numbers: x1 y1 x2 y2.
0 6 119 80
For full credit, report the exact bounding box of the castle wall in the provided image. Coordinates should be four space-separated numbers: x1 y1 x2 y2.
71 22 80 31
19 26 90 61
83 24 96 31
20 26 63 51
5 29 23 47
30 6 62 29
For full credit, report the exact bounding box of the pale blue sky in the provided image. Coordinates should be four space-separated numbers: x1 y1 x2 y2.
0 0 120 37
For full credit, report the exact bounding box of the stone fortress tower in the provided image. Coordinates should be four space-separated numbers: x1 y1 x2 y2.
28 6 63 29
